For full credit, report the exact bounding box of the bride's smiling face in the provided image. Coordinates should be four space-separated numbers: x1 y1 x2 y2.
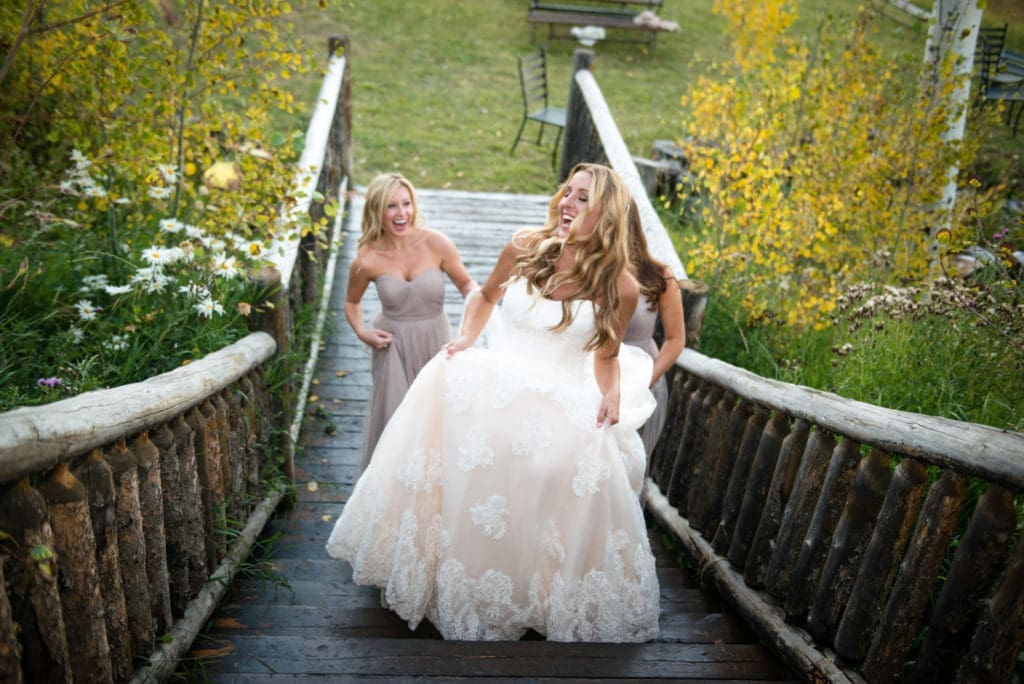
557 170 601 240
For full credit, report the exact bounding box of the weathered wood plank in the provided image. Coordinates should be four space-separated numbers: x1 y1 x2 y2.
192 636 792 679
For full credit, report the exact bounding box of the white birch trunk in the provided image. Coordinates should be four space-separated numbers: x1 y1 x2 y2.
923 0 984 240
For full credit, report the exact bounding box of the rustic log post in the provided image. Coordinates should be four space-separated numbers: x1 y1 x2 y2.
212 393 235 522
105 437 154 662
783 438 861 621
957 531 1024 683
711 406 769 554
863 470 967 681
171 414 208 599
240 373 272 491
806 448 891 643
679 279 709 350
235 376 259 511
225 386 248 515
0 479 70 682
689 398 751 535
131 431 172 634
743 418 810 588
559 49 597 181
300 217 323 310
250 266 288 357
764 429 837 600
681 389 732 518
654 374 694 488
37 463 112 683
186 407 219 575
833 457 929 663
911 484 1018 682
72 449 132 679
665 381 707 508
150 423 188 617
199 400 228 563
726 410 789 569
649 372 682 484
0 557 22 683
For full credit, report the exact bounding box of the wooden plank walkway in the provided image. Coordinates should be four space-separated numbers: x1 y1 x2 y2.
186 189 798 682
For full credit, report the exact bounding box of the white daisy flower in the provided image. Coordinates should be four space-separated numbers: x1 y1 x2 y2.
75 299 100 321
212 253 239 279
142 246 171 266
179 282 211 300
162 247 186 265
59 179 77 195
114 197 132 205
69 326 84 343
183 224 207 240
80 274 109 292
160 218 184 233
82 184 107 198
148 186 171 200
156 164 179 183
104 284 133 295
195 298 224 318
70 149 91 170
106 334 129 352
130 267 170 293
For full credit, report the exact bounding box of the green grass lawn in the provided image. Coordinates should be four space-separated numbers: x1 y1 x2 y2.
278 0 1024 196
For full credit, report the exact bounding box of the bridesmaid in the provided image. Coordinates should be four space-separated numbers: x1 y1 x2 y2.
623 199 685 457
345 173 477 466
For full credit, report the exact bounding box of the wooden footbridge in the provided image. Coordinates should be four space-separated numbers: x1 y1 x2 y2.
186 187 797 681
1 41 1023 684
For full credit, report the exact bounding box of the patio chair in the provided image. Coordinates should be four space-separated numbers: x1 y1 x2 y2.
511 46 567 171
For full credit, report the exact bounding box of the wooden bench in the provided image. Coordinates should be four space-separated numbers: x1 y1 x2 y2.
527 0 672 52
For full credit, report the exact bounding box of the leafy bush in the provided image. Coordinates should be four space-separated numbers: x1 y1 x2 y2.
674 0 1024 431
0 1 324 410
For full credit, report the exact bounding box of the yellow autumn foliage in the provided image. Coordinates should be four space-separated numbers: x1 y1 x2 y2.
678 0 985 330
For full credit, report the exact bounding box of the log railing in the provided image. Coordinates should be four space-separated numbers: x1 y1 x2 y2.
0 36 352 684
561 48 1024 683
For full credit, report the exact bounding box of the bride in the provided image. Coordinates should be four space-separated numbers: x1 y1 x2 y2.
325 163 660 642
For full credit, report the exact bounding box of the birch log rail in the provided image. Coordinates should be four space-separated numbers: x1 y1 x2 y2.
0 37 352 684
558 46 1024 683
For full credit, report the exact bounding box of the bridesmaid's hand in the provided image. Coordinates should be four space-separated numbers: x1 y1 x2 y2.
597 388 621 427
443 335 474 358
360 329 393 350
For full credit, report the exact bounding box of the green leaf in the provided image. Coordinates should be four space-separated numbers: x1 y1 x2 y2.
30 544 55 562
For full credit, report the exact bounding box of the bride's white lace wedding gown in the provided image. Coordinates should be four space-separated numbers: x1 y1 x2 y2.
325 277 660 642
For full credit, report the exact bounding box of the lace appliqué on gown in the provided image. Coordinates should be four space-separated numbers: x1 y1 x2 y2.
326 278 660 642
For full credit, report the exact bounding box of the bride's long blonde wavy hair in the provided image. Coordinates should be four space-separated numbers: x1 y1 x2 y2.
358 173 423 249
511 163 632 352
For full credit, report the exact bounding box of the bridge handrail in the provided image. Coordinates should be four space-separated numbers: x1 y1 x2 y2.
560 47 1024 683
0 38 352 684
676 348 1024 489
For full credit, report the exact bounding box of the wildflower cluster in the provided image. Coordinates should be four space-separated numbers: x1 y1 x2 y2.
833 279 1024 342
0 1 323 409
748 270 1024 431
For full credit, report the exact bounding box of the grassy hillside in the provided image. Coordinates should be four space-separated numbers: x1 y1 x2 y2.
279 0 1024 196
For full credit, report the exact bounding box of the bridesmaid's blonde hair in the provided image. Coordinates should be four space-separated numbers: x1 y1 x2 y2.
359 173 422 248
512 163 632 352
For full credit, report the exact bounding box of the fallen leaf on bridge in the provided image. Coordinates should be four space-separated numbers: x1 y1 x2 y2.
190 644 236 658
